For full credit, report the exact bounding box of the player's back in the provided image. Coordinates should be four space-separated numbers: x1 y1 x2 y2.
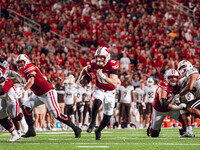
22 63 53 96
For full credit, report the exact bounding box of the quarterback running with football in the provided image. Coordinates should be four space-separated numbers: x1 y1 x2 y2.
78 47 119 140
147 69 187 137
16 54 81 138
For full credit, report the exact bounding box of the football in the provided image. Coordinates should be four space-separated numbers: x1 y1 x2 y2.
80 74 91 86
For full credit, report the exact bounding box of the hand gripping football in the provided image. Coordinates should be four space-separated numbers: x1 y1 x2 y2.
80 74 91 86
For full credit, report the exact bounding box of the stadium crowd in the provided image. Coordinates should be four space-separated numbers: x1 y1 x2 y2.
0 0 200 131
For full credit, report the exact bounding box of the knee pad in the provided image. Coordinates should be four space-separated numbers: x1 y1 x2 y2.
0 117 13 131
11 112 23 121
150 128 160 137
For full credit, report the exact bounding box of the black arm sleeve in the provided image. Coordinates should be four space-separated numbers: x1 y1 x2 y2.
110 70 118 75
27 74 36 80
87 67 92 73
0 85 3 92
161 98 169 109
0 77 5 84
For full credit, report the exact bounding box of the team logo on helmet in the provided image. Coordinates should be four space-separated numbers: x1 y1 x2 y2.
95 47 110 66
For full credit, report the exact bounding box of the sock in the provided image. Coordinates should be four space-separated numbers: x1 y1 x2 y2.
56 114 76 131
22 106 34 130
127 124 131 128
90 99 102 127
11 130 17 136
96 114 111 133
118 124 121 128
79 123 82 128
186 126 192 132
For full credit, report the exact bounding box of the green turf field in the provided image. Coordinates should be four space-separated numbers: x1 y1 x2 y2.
0 128 200 150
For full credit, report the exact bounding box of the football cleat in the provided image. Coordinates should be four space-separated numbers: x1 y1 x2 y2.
180 130 195 138
8 130 21 142
87 124 95 133
95 129 101 140
22 128 36 138
179 128 186 136
74 126 82 138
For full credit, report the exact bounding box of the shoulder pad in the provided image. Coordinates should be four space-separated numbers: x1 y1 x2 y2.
159 81 168 91
186 68 199 78
24 64 36 74
110 60 119 70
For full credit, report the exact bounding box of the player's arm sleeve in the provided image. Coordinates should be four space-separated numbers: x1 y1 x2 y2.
7 70 24 84
110 70 118 75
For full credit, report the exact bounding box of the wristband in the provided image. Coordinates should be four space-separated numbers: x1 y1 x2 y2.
100 73 106 79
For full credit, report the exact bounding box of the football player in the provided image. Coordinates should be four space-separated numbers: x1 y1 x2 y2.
118 79 134 129
63 76 77 129
178 76 195 137
147 69 187 137
16 54 81 138
75 81 86 128
82 83 92 128
176 60 200 137
77 47 119 140
143 77 157 128
0 64 26 141
134 81 145 129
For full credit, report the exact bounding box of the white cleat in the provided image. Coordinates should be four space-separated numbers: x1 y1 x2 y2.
8 130 21 142
180 130 195 138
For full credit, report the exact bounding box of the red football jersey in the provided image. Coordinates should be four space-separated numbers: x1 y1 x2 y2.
88 59 119 90
0 68 13 95
21 64 53 96
153 81 180 112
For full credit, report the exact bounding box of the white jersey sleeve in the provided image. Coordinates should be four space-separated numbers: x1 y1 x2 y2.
186 68 199 78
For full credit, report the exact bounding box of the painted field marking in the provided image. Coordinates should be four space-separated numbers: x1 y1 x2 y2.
77 146 109 148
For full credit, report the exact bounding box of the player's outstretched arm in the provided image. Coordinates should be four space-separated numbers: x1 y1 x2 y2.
77 66 88 83
179 73 199 97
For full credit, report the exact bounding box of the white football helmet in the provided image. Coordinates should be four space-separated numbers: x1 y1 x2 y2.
147 77 154 86
68 75 75 84
16 54 30 70
63 79 68 84
177 60 193 77
165 69 179 86
95 47 110 66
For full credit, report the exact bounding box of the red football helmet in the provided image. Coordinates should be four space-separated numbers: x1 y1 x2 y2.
16 54 30 70
95 47 110 66
165 69 179 86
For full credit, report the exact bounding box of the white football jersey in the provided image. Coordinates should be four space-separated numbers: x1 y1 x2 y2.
180 68 200 98
64 85 76 105
75 83 85 103
134 87 144 103
115 84 121 103
84 86 92 102
143 85 158 103
119 85 134 103
179 77 195 102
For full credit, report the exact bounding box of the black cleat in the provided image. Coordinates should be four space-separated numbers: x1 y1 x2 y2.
22 128 36 138
95 129 101 140
179 128 186 136
147 122 151 136
87 124 95 133
74 126 81 138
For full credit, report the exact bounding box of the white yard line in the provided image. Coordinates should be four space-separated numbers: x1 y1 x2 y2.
1 142 200 146
77 146 109 148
